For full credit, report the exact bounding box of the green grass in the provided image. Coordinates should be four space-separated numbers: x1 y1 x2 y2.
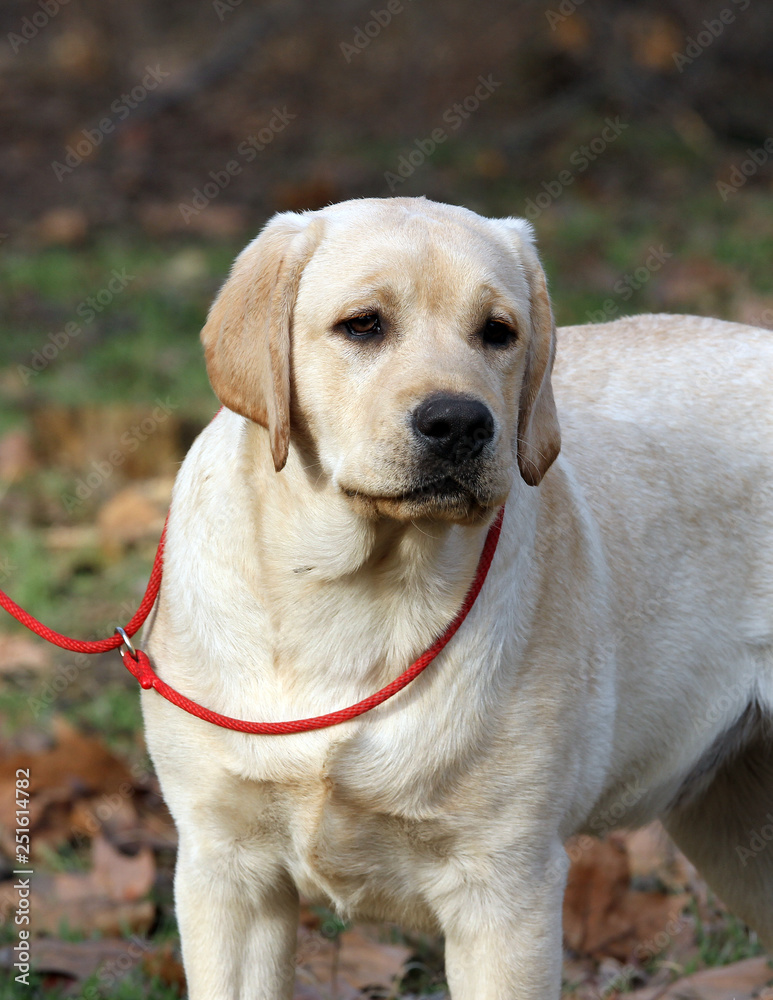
0 239 229 433
690 901 765 970
0 969 182 1000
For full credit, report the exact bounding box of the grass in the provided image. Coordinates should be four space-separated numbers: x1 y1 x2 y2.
0 970 182 999
688 899 765 971
0 239 227 434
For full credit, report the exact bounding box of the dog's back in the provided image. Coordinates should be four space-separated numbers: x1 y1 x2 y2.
554 313 773 943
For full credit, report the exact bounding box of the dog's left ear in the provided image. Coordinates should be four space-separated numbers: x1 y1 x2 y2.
201 212 323 471
494 218 561 486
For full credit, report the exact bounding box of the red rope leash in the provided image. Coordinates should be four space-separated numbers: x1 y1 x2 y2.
0 505 503 734
0 522 166 652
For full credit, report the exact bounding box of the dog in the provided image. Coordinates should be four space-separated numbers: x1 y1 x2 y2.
142 196 773 999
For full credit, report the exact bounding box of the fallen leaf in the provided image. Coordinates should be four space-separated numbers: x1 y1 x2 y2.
43 525 100 553
36 208 88 247
627 15 683 72
0 837 155 937
296 925 410 1000
142 941 186 993
97 483 167 554
563 835 687 961
626 822 694 890
628 955 773 999
0 936 149 984
0 720 139 856
0 634 52 674
92 835 155 901
549 13 591 53
564 835 631 957
30 405 182 481
0 428 36 482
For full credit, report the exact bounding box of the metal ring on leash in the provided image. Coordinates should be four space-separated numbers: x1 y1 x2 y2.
115 626 138 661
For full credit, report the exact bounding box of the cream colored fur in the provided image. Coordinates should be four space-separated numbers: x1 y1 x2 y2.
143 197 773 999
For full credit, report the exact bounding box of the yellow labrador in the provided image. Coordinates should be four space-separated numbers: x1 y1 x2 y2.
143 197 773 999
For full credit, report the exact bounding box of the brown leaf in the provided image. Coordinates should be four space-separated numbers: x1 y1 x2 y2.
627 15 683 72
296 925 410 1000
0 882 154 938
626 821 694 890
142 942 186 993
70 793 141 846
549 14 591 54
0 634 52 674
0 428 36 482
91 835 155 901
36 208 88 247
563 835 687 962
30 405 182 481
564 835 630 957
0 837 155 937
97 483 168 554
0 720 139 856
628 956 773 999
42 525 100 553
0 936 149 984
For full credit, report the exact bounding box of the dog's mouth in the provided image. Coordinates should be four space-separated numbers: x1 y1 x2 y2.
393 475 471 502
341 473 497 522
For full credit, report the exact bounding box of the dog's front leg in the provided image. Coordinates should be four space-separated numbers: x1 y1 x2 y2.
175 839 299 1000
440 844 567 1000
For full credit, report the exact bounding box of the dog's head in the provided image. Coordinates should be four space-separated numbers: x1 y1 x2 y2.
201 197 560 523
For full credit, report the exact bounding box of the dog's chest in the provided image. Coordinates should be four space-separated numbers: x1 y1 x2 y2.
298 784 453 925
237 736 460 927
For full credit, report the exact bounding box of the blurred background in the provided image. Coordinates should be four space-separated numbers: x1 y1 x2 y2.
1 0 773 997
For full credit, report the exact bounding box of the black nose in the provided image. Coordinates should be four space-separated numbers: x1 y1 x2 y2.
412 394 495 462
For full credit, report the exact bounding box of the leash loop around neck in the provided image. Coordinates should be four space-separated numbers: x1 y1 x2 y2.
0 504 504 734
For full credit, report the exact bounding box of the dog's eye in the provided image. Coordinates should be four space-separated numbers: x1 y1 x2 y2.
344 313 381 338
481 319 516 348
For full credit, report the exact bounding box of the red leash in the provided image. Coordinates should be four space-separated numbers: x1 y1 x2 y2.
0 527 165 654
0 505 503 734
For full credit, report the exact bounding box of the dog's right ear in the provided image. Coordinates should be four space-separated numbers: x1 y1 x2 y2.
201 212 323 472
